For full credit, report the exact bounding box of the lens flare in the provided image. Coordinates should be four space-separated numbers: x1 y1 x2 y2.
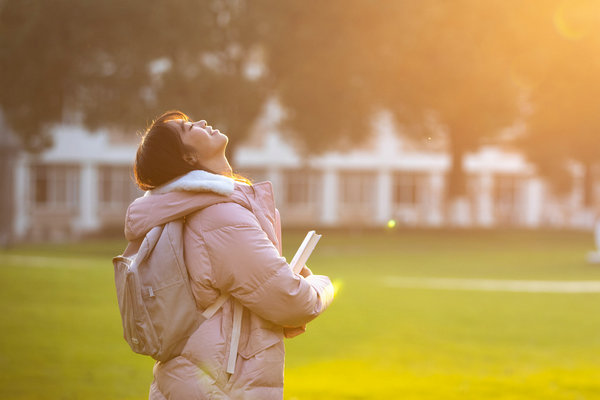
332 279 343 297
387 219 397 229
554 0 598 40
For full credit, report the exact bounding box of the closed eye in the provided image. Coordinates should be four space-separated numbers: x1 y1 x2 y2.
179 121 193 131
178 121 186 132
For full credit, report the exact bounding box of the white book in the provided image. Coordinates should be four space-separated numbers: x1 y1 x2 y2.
289 230 322 274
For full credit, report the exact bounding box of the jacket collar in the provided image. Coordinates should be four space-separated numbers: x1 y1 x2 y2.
146 170 235 197
125 172 277 242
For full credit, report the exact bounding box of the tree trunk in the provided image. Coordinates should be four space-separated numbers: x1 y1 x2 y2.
0 145 16 248
445 139 470 226
447 149 467 201
582 162 595 208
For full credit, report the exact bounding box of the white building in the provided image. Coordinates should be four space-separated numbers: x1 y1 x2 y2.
235 118 543 229
7 113 597 242
12 125 142 241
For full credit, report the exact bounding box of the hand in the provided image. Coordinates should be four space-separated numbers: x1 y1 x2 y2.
284 325 307 338
299 265 313 278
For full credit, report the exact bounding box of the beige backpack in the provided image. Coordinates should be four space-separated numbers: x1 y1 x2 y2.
112 219 228 362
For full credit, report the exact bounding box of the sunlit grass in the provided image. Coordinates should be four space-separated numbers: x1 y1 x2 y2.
1 230 599 399
0 252 154 400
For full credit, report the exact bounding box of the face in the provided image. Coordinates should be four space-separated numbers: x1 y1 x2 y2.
169 119 228 164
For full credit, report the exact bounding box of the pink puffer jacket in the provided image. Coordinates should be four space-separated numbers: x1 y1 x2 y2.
124 176 334 400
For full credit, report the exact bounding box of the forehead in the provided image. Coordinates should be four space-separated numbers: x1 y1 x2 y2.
165 119 186 131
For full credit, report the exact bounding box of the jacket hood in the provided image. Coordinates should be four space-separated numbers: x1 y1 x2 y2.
124 171 257 241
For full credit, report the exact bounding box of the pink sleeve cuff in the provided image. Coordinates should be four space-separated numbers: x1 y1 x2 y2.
305 274 335 312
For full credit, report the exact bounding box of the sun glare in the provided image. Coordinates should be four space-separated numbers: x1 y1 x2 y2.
332 279 343 298
554 0 599 40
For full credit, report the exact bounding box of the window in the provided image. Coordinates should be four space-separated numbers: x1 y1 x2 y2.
339 171 376 207
283 169 321 207
494 174 522 224
495 175 518 208
98 165 141 207
31 164 80 209
466 173 482 208
392 172 420 206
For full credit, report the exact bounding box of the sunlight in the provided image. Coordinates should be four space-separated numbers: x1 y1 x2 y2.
554 0 599 40
332 279 343 298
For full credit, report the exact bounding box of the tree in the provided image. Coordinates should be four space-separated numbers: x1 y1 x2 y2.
374 1 522 200
522 41 600 207
255 0 377 154
514 0 600 207
8 0 597 214
260 1 522 203
0 0 268 153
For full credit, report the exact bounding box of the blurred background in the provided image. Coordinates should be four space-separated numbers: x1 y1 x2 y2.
1 0 600 243
2 1 600 399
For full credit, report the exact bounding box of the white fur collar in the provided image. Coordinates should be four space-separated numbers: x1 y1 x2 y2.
145 170 235 197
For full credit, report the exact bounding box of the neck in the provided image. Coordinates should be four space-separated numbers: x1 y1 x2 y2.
202 156 232 177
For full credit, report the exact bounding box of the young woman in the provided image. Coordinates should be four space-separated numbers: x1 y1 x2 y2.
125 111 334 399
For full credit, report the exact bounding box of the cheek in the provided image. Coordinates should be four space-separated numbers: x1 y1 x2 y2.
189 133 210 152
200 137 226 158
181 134 199 151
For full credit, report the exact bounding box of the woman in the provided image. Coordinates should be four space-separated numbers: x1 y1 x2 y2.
125 111 334 399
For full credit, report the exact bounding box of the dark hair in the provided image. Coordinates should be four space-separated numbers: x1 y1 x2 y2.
133 110 198 191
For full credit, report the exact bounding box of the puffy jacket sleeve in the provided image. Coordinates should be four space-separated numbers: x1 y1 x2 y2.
194 203 334 328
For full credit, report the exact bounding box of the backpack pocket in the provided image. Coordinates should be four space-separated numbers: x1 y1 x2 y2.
142 277 201 361
114 257 159 357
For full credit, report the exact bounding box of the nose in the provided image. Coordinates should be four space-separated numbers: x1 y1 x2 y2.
190 120 207 128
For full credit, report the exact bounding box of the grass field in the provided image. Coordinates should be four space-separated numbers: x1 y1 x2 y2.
1 229 600 399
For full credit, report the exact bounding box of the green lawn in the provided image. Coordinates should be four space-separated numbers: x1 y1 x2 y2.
1 230 599 399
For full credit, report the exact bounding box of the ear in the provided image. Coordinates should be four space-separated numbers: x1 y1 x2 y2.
183 153 198 166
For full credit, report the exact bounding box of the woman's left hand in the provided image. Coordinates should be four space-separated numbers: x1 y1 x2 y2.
283 325 307 338
298 265 312 278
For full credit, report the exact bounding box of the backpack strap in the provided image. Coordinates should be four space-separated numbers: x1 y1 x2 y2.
201 293 229 319
227 300 243 374
200 293 242 375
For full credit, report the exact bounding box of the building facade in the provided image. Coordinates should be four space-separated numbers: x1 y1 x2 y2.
8 121 598 242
